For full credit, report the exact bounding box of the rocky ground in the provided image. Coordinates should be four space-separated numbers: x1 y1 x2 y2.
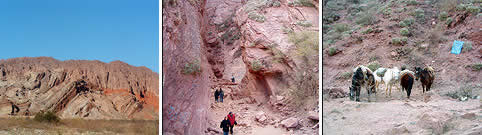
322 0 481 134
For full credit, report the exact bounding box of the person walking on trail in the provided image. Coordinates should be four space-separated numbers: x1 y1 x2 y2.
219 87 224 103
220 116 230 135
227 112 237 134
231 74 235 83
214 88 220 102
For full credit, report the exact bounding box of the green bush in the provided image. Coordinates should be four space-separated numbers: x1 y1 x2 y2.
338 72 353 80
251 60 262 71
438 0 458 12
288 0 315 7
406 0 418 5
413 8 425 19
399 18 415 27
182 60 201 75
34 111 60 123
333 23 350 33
466 5 480 13
462 41 473 53
356 10 377 26
248 12 266 23
273 1 281 7
445 85 479 101
362 28 373 34
328 47 337 56
446 18 453 25
469 63 482 71
289 31 319 57
392 37 407 45
296 20 313 27
400 28 410 36
366 62 380 72
439 11 449 21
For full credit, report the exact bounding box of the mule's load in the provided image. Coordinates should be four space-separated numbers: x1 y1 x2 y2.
375 68 387 77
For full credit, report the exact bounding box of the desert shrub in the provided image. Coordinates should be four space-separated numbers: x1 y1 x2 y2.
362 28 373 34
338 72 353 80
322 12 341 24
370 55 378 62
445 85 479 101
250 60 262 71
439 11 449 21
426 27 444 45
445 17 453 25
356 10 377 26
469 63 482 71
34 111 60 123
333 23 350 33
366 62 380 72
289 31 318 61
462 41 473 53
406 0 418 5
466 5 480 13
438 0 458 12
401 37 408 43
296 20 313 27
328 47 337 56
243 0 279 13
400 28 410 36
273 1 281 7
289 0 315 7
392 37 407 45
248 12 266 23
399 18 415 27
412 8 425 19
182 59 201 75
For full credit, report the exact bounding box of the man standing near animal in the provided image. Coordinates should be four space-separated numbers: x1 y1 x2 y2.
227 112 237 134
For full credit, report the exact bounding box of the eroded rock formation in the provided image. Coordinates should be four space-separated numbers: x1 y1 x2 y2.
0 57 158 120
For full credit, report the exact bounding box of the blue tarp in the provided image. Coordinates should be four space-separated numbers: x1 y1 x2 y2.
451 40 464 54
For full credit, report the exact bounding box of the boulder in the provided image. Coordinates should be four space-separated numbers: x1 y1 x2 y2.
307 111 319 121
281 117 299 128
255 111 267 123
461 113 476 120
417 112 452 134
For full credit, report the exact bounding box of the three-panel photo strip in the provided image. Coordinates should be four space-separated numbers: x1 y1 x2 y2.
1 0 481 135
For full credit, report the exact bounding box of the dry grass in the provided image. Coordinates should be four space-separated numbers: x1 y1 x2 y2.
0 117 158 134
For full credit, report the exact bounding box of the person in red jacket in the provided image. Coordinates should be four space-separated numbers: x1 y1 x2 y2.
227 112 237 134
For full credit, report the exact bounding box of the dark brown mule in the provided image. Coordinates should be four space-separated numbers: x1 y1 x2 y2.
414 67 435 94
400 70 415 99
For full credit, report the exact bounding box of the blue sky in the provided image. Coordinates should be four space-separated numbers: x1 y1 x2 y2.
0 0 159 72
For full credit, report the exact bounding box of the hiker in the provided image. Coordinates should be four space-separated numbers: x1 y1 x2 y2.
8 99 19 115
227 112 237 134
231 74 235 83
220 116 230 135
214 88 220 102
219 87 224 103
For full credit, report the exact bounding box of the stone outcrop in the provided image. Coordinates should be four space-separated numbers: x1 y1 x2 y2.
0 57 158 119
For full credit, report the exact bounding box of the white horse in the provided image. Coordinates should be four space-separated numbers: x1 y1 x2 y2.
373 67 401 96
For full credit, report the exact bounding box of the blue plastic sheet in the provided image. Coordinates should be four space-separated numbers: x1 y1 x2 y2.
450 40 464 54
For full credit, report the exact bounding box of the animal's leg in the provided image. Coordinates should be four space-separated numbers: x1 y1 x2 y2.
356 89 361 102
427 83 432 91
389 84 393 96
385 84 389 96
422 85 425 94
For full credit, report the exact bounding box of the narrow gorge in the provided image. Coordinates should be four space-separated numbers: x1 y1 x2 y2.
162 0 319 134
